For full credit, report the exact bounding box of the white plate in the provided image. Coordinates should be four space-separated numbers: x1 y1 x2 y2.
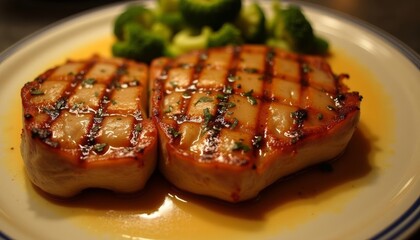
0 1 419 239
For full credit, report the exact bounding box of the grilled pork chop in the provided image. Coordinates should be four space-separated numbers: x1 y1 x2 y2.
151 45 361 202
21 56 157 197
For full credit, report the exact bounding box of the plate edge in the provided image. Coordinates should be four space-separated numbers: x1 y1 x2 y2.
0 1 418 240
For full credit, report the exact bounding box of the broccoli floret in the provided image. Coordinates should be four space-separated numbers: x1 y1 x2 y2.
156 12 186 32
172 27 213 54
235 2 266 43
208 23 243 47
113 5 155 40
171 23 243 54
150 22 174 42
112 23 166 63
312 36 329 55
179 0 242 29
269 4 329 54
266 38 291 51
154 0 186 36
157 0 180 13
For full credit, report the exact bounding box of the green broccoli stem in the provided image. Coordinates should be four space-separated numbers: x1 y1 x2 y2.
172 27 213 54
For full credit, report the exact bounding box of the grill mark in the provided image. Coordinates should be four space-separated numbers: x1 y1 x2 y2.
80 62 146 160
113 63 145 147
164 51 207 144
253 47 275 157
79 61 115 160
181 52 205 116
37 61 95 155
153 63 169 118
287 56 313 144
154 46 361 165
298 56 310 88
200 47 240 159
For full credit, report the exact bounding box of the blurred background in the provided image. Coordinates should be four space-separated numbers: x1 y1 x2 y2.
0 0 419 54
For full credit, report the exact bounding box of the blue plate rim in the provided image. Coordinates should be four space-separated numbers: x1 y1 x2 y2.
0 1 418 239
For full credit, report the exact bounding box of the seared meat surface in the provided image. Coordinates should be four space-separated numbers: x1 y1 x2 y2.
151 45 361 202
21 56 157 197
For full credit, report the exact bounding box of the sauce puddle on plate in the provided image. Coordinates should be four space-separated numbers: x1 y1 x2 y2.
0 39 395 239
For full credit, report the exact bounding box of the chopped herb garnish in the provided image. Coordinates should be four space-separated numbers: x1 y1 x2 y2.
30 88 44 96
95 108 104 118
71 102 83 111
135 124 143 132
317 113 324 120
244 89 257 105
203 108 212 126
42 107 59 119
168 127 181 138
182 91 191 98
252 135 263 148
216 94 225 100
164 105 173 113
267 50 276 61
224 85 233 95
24 113 33 119
55 98 66 110
291 109 308 125
31 128 52 139
113 82 122 89
82 78 96 86
45 139 59 148
230 118 239 129
244 68 258 73
91 125 100 133
227 75 240 82
232 141 251 152
117 68 128 75
220 101 236 111
194 96 213 106
336 94 346 101
169 81 178 88
94 143 107 152
94 92 99 97
302 63 312 73
111 99 117 105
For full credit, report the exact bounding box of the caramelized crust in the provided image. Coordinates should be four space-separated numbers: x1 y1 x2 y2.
151 45 361 202
21 56 157 197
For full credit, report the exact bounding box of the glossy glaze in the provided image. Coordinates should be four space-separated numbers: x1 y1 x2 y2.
1 38 394 238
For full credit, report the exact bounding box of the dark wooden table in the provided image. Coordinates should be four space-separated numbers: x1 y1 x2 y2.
0 0 418 239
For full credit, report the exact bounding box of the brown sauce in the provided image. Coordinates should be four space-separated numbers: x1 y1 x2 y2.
0 38 395 238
